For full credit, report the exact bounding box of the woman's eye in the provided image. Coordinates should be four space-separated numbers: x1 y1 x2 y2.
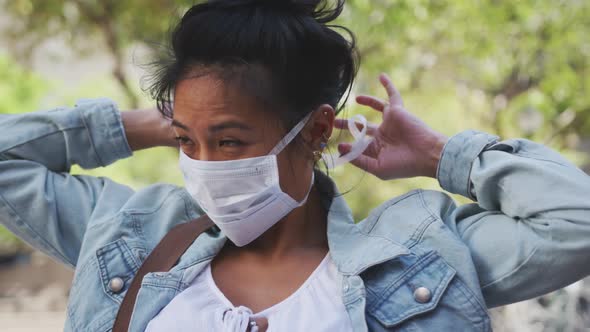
219 139 243 147
174 136 192 145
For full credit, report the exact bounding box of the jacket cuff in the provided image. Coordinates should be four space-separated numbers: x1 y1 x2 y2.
77 98 133 167
436 130 498 200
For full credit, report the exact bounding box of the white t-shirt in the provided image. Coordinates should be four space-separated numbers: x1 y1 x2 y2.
145 253 353 332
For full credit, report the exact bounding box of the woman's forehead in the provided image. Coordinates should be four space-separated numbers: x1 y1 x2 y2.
175 64 282 109
173 75 283 132
174 75 236 111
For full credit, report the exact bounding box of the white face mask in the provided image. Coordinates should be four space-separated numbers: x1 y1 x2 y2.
179 112 372 247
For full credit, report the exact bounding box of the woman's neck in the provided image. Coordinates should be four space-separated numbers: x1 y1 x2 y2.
227 186 329 260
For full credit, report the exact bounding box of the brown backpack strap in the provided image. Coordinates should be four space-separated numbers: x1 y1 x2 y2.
112 215 215 332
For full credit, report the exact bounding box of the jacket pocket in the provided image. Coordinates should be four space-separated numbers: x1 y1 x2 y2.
96 238 141 303
365 251 491 331
68 238 141 332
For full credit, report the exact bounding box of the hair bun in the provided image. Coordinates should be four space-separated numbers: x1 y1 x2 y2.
273 0 321 16
263 0 344 23
209 0 344 24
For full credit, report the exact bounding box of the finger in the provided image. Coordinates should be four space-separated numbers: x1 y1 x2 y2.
356 95 387 112
350 154 380 175
362 140 380 158
365 122 379 136
379 73 403 106
337 143 378 171
338 141 379 161
333 118 348 130
337 142 351 155
334 118 379 136
350 121 378 136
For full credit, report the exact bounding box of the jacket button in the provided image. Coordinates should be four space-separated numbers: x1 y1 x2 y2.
343 283 350 292
109 277 125 293
413 287 432 303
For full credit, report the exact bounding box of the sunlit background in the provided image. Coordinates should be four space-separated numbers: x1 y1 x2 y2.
0 0 589 331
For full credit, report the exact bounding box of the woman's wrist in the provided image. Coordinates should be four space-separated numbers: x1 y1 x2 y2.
121 109 177 151
422 133 448 179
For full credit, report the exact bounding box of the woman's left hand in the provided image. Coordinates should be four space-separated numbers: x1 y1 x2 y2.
335 74 449 180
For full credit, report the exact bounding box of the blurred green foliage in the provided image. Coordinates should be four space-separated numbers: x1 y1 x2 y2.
0 0 589 225
0 55 46 114
3 0 196 108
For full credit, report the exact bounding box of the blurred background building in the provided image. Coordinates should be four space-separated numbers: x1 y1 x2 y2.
0 0 589 331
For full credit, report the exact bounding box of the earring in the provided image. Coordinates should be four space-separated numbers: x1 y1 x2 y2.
313 150 323 162
313 139 328 162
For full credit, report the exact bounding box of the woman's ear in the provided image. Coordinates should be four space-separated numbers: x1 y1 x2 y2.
302 104 335 146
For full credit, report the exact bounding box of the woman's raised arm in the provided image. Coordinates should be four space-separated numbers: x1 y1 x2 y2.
0 98 172 267
340 74 590 307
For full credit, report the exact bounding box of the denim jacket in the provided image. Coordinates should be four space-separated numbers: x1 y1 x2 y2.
1 99 589 332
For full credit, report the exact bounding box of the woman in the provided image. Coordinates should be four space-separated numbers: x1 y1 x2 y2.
1 0 589 331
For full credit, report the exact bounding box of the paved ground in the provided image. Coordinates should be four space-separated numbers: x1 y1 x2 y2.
0 312 65 332
0 252 71 332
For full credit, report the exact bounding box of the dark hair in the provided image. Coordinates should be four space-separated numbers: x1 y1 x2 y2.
147 0 359 130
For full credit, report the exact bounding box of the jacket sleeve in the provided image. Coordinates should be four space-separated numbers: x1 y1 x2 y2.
436 130 590 308
0 98 134 268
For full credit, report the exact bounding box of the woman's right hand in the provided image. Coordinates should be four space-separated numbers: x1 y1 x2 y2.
335 74 448 180
121 109 178 151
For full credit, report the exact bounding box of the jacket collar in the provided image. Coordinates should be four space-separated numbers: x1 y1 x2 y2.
316 171 411 276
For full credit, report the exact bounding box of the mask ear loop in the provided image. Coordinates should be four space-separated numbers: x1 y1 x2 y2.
267 112 316 205
322 114 374 169
269 112 314 155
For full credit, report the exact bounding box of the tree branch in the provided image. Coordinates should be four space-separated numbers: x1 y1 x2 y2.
73 0 139 108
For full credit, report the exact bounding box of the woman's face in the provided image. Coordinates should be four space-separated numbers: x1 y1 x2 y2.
172 74 333 201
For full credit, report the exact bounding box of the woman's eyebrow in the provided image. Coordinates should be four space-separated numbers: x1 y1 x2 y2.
171 119 190 130
208 121 253 133
170 119 253 132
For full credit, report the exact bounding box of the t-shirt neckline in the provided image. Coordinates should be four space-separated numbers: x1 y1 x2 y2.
206 252 332 317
